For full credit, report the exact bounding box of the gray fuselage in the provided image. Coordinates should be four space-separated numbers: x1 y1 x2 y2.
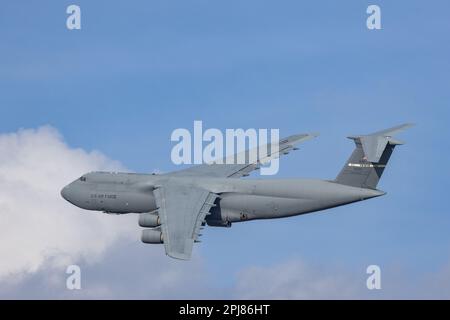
61 172 384 226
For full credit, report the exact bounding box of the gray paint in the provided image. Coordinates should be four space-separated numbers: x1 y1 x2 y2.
61 124 412 260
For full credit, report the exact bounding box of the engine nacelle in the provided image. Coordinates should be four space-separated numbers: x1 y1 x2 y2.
139 213 161 228
141 229 163 244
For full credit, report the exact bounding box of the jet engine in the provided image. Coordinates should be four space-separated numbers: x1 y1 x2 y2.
139 213 161 228
141 229 163 244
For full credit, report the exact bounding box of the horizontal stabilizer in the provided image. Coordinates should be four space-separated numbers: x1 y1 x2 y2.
348 123 414 163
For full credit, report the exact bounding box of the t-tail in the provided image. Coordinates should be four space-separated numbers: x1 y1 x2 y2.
335 123 414 190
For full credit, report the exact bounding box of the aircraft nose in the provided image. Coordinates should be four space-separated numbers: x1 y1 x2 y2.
61 185 71 202
60 181 86 208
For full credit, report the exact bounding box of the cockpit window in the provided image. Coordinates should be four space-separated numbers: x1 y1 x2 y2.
79 176 87 182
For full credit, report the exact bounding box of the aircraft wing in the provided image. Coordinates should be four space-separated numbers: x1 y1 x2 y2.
153 183 218 260
168 133 318 178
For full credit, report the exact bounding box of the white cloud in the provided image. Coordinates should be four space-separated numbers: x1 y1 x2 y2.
0 244 212 299
234 259 365 299
0 126 136 280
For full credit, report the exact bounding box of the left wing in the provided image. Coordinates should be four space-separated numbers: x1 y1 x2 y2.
153 183 218 260
168 133 318 178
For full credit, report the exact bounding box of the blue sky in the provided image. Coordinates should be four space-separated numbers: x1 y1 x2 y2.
0 1 449 298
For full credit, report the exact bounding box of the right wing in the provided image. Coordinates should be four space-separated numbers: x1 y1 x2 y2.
153 183 218 260
168 133 318 178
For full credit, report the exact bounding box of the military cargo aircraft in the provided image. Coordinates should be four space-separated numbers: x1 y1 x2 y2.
61 124 413 260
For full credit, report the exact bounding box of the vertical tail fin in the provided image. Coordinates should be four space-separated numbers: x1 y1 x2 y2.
335 123 414 189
